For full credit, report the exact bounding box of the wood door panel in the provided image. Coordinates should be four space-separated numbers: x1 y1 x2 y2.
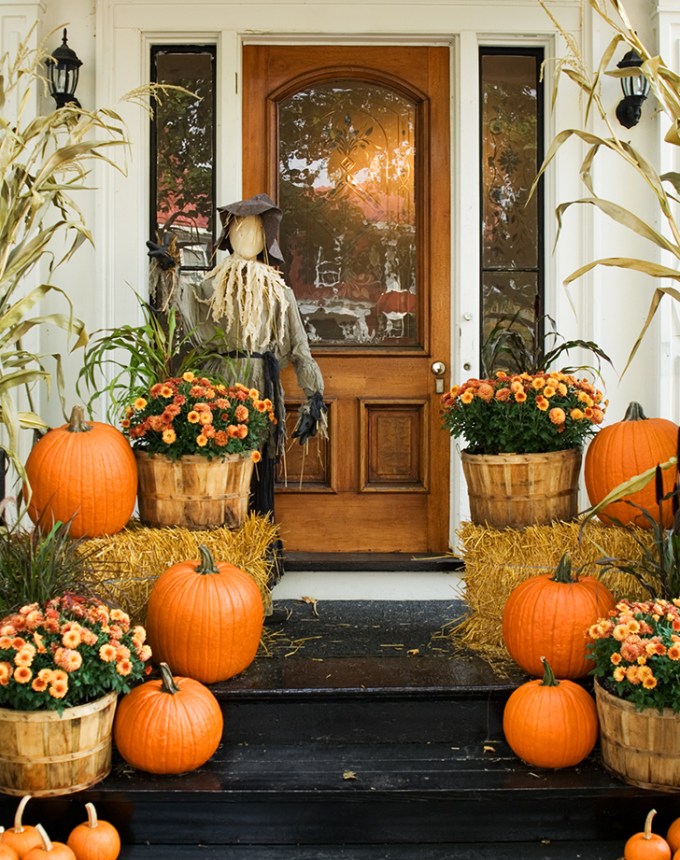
361 399 429 491
243 45 450 553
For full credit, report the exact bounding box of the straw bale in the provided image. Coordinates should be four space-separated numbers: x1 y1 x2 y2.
452 519 656 664
79 514 278 623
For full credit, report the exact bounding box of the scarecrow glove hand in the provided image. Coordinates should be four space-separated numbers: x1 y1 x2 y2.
146 240 176 271
292 392 327 445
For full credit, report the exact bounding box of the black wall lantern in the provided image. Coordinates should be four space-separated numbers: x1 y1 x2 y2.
46 29 82 109
615 47 650 129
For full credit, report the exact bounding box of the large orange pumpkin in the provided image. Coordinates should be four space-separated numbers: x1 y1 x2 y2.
502 553 616 679
502 657 598 769
113 662 223 774
585 401 678 527
24 406 137 538
146 544 264 683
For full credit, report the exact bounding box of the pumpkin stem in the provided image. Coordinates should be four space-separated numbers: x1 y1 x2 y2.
551 553 575 584
85 802 99 829
196 544 219 575
34 823 52 851
159 662 181 695
623 401 647 422
67 405 93 433
13 794 31 832
643 809 657 840
539 656 560 687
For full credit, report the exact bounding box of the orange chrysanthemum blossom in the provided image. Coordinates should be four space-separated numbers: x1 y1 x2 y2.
227 424 240 438
196 434 208 447
99 643 117 663
642 674 658 689
477 383 494 402
182 371 195 382
543 386 556 398
14 666 32 684
160 385 174 398
149 415 165 432
251 450 262 463
570 408 584 421
187 410 201 424
613 666 626 682
198 411 213 426
235 404 250 422
610 652 622 665
49 679 68 699
116 659 133 677
134 397 148 411
0 662 12 685
549 407 566 425
31 676 48 693
514 390 527 403
510 379 524 393
668 645 680 660
249 388 260 398
60 649 83 673
13 648 35 667
203 424 216 439
236 424 249 439
215 430 229 446
62 628 82 649
535 396 549 411
460 390 474 405
254 400 268 413
162 428 177 445
495 387 511 402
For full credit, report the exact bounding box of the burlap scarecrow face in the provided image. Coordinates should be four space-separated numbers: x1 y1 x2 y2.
216 193 284 265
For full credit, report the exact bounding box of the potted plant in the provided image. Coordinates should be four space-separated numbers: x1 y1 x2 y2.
122 371 276 529
0 511 152 796
587 597 680 790
441 370 607 527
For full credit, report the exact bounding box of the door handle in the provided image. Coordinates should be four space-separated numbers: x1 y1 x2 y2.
431 361 446 393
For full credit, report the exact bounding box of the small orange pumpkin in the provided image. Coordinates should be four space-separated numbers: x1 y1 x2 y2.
23 825 75 860
0 796 42 857
67 803 120 860
113 662 223 774
0 831 19 860
146 544 264 683
585 401 678 528
502 553 616 678
624 810 671 860
502 657 598 769
24 405 137 538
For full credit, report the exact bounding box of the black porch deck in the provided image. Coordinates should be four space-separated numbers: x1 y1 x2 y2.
1 598 677 859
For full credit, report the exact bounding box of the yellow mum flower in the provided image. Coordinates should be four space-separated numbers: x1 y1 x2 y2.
134 397 147 411
196 434 208 447
162 428 177 444
182 371 195 382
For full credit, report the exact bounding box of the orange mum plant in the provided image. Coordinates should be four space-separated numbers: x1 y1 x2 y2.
588 598 680 713
0 594 152 713
441 371 606 455
122 371 275 461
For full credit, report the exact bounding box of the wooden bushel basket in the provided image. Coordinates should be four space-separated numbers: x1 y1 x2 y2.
460 448 582 529
595 681 680 792
0 690 118 797
135 451 255 530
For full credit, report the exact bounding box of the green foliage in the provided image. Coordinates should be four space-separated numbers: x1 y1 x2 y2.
539 0 680 373
0 504 102 615
77 292 226 422
481 310 612 377
440 370 606 454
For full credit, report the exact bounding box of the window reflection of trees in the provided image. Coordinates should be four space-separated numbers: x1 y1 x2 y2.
279 83 418 347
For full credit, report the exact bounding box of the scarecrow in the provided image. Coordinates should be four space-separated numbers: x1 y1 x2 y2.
151 194 327 578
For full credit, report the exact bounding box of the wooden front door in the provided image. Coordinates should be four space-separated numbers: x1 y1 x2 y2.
243 45 450 553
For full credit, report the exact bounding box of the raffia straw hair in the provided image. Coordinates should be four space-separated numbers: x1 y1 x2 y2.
78 514 278 623
452 520 656 665
206 255 289 352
